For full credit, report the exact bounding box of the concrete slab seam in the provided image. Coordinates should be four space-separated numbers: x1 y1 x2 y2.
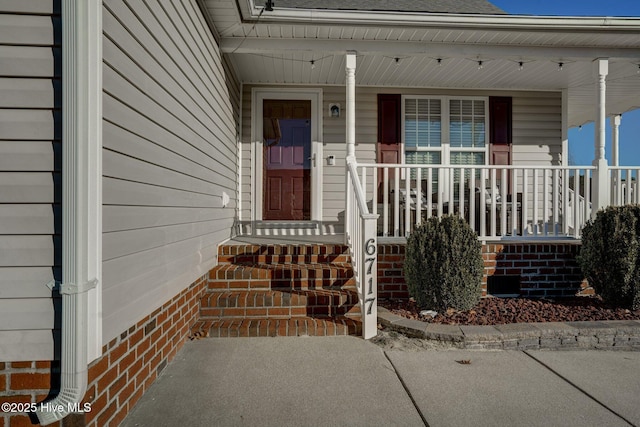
383 351 430 427
522 350 637 427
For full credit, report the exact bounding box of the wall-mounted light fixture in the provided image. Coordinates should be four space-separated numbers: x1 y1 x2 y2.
329 103 341 118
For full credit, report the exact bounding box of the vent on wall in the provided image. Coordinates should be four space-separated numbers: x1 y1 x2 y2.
487 275 521 297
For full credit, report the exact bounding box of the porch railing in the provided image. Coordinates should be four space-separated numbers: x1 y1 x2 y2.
355 163 596 240
345 159 379 339
610 167 640 206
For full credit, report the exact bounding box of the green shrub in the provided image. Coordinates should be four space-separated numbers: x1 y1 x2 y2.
404 215 484 312
578 205 640 310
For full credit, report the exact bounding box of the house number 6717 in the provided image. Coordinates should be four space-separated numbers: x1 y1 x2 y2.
363 238 376 309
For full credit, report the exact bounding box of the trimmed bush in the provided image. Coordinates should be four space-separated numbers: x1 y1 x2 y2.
578 205 640 310
404 215 484 312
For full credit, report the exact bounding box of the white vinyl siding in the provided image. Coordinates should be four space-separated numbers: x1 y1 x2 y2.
0 1 59 362
102 0 238 344
512 93 563 165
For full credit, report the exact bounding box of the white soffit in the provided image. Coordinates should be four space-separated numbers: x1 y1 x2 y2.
202 0 640 127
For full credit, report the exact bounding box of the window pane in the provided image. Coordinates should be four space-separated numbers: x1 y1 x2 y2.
450 99 486 148
404 98 441 148
451 152 485 165
406 152 441 186
450 152 485 199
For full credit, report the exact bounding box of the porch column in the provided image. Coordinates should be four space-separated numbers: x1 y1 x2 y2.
611 114 621 167
592 58 609 216
611 114 622 204
561 89 569 166
345 52 356 159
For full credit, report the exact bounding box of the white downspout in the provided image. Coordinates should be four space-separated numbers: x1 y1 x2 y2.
36 0 102 424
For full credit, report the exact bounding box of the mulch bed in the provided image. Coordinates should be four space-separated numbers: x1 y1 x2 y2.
380 296 640 326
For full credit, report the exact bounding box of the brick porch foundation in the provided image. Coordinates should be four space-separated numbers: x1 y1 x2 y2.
378 242 591 300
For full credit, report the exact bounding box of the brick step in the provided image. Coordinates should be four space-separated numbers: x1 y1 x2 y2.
208 262 355 291
218 244 350 265
200 289 361 318
191 317 362 338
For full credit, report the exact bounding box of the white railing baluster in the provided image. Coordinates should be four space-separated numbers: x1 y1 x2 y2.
562 168 569 235
458 167 465 220
437 168 443 217
480 168 487 237
491 169 497 237
416 168 422 226
543 170 549 236
383 168 389 237
501 168 507 236
372 167 378 217
404 169 411 237
393 172 400 237
574 170 581 238
627 169 633 204
427 167 433 219
361 166 367 203
522 169 528 236
469 168 476 232
448 167 454 215
512 168 518 236
617 168 623 205
553 169 559 236
533 169 539 236
584 169 591 225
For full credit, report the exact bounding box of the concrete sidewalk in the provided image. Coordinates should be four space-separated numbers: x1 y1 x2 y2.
122 337 640 427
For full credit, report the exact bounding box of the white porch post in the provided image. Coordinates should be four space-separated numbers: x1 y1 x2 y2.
561 89 569 166
344 52 357 243
592 59 609 216
611 114 621 167
345 52 357 159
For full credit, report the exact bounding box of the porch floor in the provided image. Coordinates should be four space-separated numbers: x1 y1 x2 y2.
227 234 344 245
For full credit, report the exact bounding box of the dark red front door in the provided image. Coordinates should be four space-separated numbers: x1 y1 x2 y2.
263 100 312 220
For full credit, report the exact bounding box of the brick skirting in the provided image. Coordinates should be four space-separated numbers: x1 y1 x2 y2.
0 275 207 427
378 242 591 300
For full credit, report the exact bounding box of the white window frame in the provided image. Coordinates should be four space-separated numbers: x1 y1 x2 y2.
401 95 490 168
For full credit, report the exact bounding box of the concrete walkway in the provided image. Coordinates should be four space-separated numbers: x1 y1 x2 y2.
122 337 640 427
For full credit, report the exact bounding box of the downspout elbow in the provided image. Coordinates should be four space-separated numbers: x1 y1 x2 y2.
35 281 97 425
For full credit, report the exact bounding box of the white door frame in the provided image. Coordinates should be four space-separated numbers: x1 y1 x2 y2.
251 88 323 221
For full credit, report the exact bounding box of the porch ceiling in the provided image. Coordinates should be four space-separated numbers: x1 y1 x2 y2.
202 0 640 128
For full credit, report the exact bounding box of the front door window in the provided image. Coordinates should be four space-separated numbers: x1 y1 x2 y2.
263 99 312 220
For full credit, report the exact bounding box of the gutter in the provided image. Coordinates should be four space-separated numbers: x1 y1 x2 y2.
238 1 640 31
35 0 103 424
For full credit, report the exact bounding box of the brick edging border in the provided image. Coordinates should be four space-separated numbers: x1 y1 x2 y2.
378 307 640 350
